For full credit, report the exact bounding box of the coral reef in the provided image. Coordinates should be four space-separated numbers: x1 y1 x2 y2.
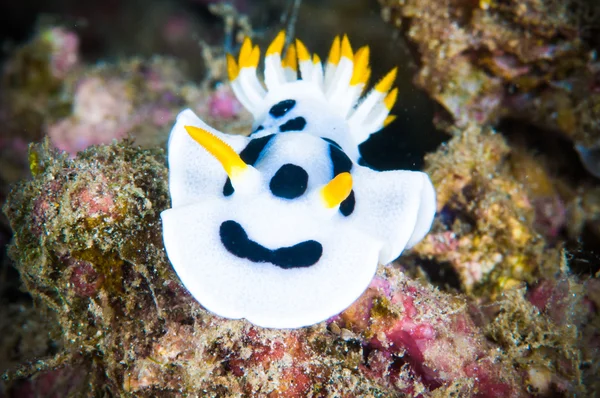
2 140 594 396
413 124 562 294
379 0 600 153
0 26 78 192
1 0 599 396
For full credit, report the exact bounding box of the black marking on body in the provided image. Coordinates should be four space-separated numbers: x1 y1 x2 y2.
357 157 368 167
269 164 308 199
329 144 355 216
321 137 341 149
240 134 275 164
223 179 234 196
223 134 275 196
329 144 353 176
340 190 355 216
219 220 322 269
269 99 296 118
250 125 264 136
279 117 306 132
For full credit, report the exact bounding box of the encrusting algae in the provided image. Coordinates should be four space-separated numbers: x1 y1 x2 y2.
1 133 594 396
1 0 599 396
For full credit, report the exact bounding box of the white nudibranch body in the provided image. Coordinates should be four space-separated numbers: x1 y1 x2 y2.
160 31 436 329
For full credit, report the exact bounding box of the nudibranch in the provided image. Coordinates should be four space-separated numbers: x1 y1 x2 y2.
160 32 436 328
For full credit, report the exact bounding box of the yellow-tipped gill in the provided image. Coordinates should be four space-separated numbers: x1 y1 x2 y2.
282 43 298 71
340 35 353 61
327 36 341 65
295 39 311 62
383 115 397 127
226 53 240 81
350 46 370 86
321 172 353 208
375 67 398 93
384 88 398 110
267 30 286 56
184 126 248 179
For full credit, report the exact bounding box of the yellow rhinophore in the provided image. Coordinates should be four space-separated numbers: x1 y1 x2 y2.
184 126 247 179
321 172 353 208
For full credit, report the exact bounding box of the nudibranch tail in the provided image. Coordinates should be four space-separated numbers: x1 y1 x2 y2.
320 172 353 208
227 31 398 144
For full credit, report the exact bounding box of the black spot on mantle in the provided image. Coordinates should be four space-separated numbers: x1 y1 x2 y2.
219 220 322 269
269 163 308 199
279 117 306 132
269 99 296 118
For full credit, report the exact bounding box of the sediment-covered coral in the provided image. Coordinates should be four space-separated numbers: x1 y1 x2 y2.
379 0 600 155
5 140 590 396
0 26 79 202
413 124 562 294
1 1 598 396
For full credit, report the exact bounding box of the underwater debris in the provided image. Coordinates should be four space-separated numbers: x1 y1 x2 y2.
1 140 396 395
46 57 202 156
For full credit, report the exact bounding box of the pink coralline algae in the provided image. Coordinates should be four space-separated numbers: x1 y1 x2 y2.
332 273 522 397
42 27 80 79
207 83 243 120
48 77 134 155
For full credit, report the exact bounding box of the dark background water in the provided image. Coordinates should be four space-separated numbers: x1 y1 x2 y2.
0 0 446 171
